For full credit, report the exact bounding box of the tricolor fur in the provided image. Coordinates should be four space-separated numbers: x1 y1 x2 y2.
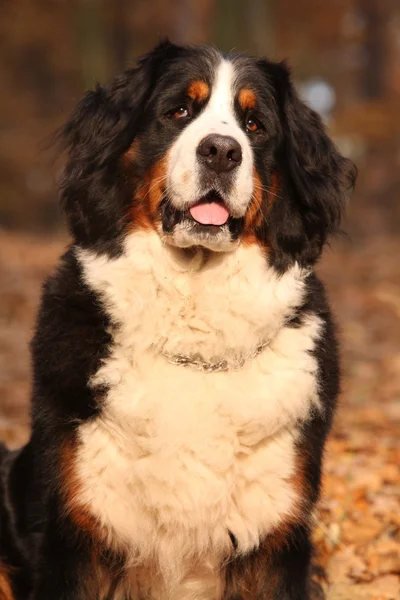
0 41 355 599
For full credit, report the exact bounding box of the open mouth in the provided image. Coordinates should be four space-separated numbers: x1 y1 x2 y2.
161 190 237 232
160 190 244 248
188 191 230 226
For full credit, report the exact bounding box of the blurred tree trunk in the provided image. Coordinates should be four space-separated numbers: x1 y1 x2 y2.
214 0 242 51
358 0 386 99
171 0 217 45
247 0 275 57
214 0 275 56
76 0 109 88
109 0 131 71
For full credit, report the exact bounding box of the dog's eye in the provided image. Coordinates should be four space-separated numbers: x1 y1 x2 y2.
246 116 262 133
170 106 189 119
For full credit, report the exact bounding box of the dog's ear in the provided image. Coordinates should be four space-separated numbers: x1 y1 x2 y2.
60 39 182 254
260 60 356 271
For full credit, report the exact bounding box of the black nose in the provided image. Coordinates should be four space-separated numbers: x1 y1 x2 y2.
197 134 242 174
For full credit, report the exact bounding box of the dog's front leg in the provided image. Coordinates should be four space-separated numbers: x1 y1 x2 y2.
224 523 313 600
30 506 110 600
31 526 89 599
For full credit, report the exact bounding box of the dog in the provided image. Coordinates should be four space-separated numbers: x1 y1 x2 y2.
0 40 356 599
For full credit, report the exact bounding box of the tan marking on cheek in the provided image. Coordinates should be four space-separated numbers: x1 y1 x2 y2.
187 80 209 103
121 138 140 168
0 562 14 600
182 170 190 185
241 170 280 248
238 88 256 111
241 168 265 247
269 172 279 205
130 154 169 232
148 156 168 215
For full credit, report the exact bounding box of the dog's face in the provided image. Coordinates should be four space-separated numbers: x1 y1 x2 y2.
132 48 282 253
61 41 355 269
162 57 259 252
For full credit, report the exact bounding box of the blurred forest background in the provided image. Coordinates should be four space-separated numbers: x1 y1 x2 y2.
0 1 399 599
1 0 400 229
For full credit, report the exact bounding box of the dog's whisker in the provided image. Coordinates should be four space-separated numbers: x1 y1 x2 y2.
250 194 269 227
137 175 169 202
253 184 284 201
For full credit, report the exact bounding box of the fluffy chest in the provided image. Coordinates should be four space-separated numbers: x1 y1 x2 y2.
78 232 309 364
74 232 321 589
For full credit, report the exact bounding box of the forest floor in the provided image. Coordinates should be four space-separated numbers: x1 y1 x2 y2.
0 190 399 599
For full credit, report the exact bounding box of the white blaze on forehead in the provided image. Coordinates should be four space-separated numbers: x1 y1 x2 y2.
167 59 254 217
202 59 237 132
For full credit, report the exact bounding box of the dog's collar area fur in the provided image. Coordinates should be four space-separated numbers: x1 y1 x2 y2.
161 338 270 373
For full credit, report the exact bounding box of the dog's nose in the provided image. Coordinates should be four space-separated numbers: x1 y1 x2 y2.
197 135 242 174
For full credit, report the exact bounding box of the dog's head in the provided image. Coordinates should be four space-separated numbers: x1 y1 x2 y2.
61 40 356 269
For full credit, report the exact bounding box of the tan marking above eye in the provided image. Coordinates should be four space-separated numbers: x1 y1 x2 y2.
0 561 14 600
238 88 256 111
187 80 210 103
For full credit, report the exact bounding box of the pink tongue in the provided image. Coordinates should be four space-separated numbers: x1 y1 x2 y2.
189 202 229 226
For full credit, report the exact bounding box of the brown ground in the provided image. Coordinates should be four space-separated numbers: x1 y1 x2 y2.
0 192 399 599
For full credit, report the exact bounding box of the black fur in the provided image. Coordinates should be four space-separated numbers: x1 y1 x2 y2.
225 275 340 599
1 252 114 599
266 61 356 272
60 41 219 257
0 41 355 599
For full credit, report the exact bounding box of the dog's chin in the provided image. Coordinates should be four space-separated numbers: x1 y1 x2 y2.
163 222 239 253
160 192 244 253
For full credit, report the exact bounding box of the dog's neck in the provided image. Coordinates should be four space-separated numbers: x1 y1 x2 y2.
77 231 309 368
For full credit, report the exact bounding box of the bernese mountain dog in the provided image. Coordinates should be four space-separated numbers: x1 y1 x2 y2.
0 40 356 599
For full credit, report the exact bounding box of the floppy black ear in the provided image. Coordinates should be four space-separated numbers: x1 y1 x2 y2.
60 39 182 255
263 61 356 271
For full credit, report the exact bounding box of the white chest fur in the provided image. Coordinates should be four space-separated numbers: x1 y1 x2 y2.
75 233 321 598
